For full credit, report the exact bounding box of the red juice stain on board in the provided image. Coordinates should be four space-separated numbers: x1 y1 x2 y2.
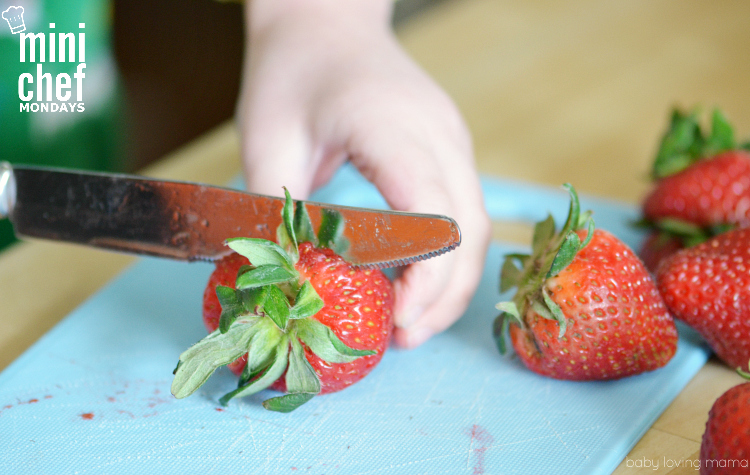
0 394 54 415
117 410 136 419
80 413 95 420
465 424 494 474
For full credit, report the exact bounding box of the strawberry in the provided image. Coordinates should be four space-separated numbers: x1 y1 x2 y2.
699 367 750 474
638 108 750 270
495 184 678 380
172 189 394 412
643 150 750 227
656 227 750 373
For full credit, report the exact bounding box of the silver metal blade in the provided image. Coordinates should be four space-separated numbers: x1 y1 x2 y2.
0 163 460 267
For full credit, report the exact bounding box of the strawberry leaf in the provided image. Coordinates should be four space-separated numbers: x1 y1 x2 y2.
236 285 291 331
285 337 321 394
650 108 742 179
296 318 376 363
560 183 580 235
578 210 594 231
226 238 295 271
262 393 316 413
492 302 523 355
545 185 594 278
293 200 317 246
542 288 567 338
532 215 556 255
239 286 268 316
280 187 298 256
709 222 735 236
318 208 350 255
495 301 521 323
644 217 730 248
276 229 292 258
655 153 694 179
216 285 249 333
171 321 261 399
235 265 297 290
492 313 511 355
289 281 325 320
655 217 705 236
500 258 523 293
530 292 567 339
547 230 582 278
705 109 735 155
652 109 703 179
237 264 254 279
531 300 554 321
261 285 291 331
581 217 595 249
237 319 283 387
505 252 531 264
237 365 268 389
219 335 290 405
494 301 523 353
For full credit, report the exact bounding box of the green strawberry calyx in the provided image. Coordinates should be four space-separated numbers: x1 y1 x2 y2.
170 189 371 413
492 184 594 354
651 107 750 179
634 216 734 250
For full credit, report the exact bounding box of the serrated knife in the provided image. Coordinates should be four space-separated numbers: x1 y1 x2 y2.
0 162 460 268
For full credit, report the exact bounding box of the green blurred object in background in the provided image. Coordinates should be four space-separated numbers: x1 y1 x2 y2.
0 0 125 252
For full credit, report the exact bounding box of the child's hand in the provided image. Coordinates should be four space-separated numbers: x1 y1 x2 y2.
239 0 491 348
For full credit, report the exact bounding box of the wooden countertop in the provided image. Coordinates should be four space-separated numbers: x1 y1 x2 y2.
2 1 749 473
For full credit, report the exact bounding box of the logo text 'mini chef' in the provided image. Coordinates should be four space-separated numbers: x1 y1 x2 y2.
17 22 87 113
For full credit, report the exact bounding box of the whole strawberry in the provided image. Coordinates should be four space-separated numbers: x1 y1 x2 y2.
656 227 750 372
172 189 394 412
643 150 750 227
638 108 750 270
495 184 678 380
700 368 750 474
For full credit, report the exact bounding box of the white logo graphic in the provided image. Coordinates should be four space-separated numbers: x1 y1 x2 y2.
15 20 88 114
2 5 25 34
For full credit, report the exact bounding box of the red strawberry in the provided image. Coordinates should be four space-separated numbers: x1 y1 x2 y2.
172 189 394 412
637 108 750 270
699 369 750 474
495 184 678 380
656 227 750 372
643 150 750 227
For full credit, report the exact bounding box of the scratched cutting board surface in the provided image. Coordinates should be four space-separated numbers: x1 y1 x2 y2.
0 165 710 475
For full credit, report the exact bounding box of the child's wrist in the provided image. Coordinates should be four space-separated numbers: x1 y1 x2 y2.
246 0 393 39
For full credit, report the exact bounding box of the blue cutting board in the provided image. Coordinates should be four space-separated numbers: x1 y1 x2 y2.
0 166 709 475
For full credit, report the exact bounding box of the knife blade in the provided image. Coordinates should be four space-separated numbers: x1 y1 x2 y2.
0 162 460 268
